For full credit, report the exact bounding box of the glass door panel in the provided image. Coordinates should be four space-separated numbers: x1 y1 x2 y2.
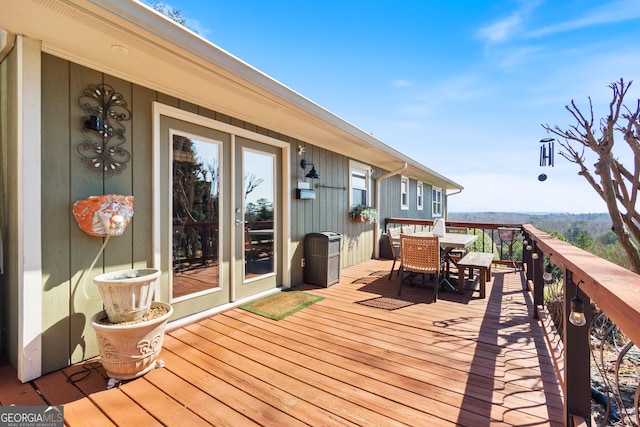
243 149 275 280
172 133 220 299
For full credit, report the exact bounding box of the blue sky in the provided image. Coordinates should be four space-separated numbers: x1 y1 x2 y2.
147 0 640 213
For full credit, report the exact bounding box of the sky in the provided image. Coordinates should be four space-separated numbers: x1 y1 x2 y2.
146 0 640 213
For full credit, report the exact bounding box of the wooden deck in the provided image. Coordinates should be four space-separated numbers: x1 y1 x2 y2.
0 259 563 426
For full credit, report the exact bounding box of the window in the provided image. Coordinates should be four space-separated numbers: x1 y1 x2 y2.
432 187 442 217
350 160 371 207
417 182 424 210
400 176 409 210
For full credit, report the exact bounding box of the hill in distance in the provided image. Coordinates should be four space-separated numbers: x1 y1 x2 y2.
448 212 612 237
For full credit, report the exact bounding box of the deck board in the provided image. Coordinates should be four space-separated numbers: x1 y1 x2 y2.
0 259 563 426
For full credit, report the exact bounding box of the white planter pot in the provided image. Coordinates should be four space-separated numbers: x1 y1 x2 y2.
93 268 161 323
91 301 173 380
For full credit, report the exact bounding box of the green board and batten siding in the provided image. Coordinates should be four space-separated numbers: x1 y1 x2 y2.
36 54 378 373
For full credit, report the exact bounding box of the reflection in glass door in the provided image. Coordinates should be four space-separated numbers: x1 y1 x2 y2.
243 149 275 280
172 133 220 299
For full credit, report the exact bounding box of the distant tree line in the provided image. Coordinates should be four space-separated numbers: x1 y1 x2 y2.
449 212 633 270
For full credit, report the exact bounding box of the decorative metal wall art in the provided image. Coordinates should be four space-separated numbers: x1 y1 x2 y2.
77 83 132 176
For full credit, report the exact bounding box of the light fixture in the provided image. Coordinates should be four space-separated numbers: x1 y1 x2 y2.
300 159 320 179
543 254 553 283
569 280 586 327
543 263 553 283
84 115 101 131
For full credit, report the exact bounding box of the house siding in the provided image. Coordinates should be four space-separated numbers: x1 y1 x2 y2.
377 175 439 221
35 53 382 373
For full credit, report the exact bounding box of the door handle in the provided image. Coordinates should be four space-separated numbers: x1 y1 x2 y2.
235 219 244 226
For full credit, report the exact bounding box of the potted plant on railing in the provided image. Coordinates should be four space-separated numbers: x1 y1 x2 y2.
350 205 378 223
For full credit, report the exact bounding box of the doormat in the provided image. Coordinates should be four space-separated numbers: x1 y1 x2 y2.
356 296 415 311
239 291 324 320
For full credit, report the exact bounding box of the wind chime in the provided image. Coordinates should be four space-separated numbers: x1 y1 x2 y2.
538 137 555 181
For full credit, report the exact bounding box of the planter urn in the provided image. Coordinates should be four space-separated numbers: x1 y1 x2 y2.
91 301 173 380
93 268 161 323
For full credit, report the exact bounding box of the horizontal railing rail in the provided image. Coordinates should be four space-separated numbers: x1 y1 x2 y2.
384 217 524 267
522 224 640 425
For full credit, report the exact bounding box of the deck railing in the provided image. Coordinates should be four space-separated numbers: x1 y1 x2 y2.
384 218 640 426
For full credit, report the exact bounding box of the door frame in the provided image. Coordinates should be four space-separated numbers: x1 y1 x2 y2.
152 102 291 324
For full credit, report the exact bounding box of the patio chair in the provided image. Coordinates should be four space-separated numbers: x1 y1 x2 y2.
398 234 443 302
387 227 402 280
446 225 470 258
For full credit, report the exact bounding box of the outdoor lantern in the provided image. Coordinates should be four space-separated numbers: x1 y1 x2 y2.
569 281 587 327
543 263 553 283
300 159 320 179
84 114 101 131
543 255 553 283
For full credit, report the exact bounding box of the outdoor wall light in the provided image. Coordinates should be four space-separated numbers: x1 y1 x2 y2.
569 280 587 327
300 159 320 179
84 115 101 131
543 262 554 283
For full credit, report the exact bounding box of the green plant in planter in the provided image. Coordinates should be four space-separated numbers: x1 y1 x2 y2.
349 205 378 223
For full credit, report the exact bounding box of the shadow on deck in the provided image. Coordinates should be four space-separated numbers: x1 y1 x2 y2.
0 258 563 426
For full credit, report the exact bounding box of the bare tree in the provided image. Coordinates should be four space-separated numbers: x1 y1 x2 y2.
542 78 640 273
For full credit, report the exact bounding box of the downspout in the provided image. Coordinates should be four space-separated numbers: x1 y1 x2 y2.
444 189 463 220
373 162 408 258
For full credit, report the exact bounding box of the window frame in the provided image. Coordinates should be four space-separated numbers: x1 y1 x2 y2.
400 176 409 210
417 181 424 211
432 186 443 217
349 160 372 208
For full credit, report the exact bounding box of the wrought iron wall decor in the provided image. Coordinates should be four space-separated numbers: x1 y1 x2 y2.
77 83 131 176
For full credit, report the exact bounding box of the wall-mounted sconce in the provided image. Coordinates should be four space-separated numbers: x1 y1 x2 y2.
300 159 320 179
77 83 131 176
569 280 587 327
84 115 101 132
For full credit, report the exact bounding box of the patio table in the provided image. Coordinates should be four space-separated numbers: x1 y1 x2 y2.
412 231 478 292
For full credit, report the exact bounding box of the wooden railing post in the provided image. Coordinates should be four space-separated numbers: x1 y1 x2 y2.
532 244 544 319
563 269 591 425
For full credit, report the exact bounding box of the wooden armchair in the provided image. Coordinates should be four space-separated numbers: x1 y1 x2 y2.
398 234 443 302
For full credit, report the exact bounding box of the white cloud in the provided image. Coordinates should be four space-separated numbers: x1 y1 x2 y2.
392 79 412 88
477 0 543 45
478 15 522 44
527 0 640 38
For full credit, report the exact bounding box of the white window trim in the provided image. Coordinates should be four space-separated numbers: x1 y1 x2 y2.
400 176 409 210
417 181 424 211
432 186 443 217
349 160 373 207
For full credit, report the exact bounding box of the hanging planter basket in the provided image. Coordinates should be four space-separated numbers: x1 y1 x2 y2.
349 206 378 223
353 214 368 223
